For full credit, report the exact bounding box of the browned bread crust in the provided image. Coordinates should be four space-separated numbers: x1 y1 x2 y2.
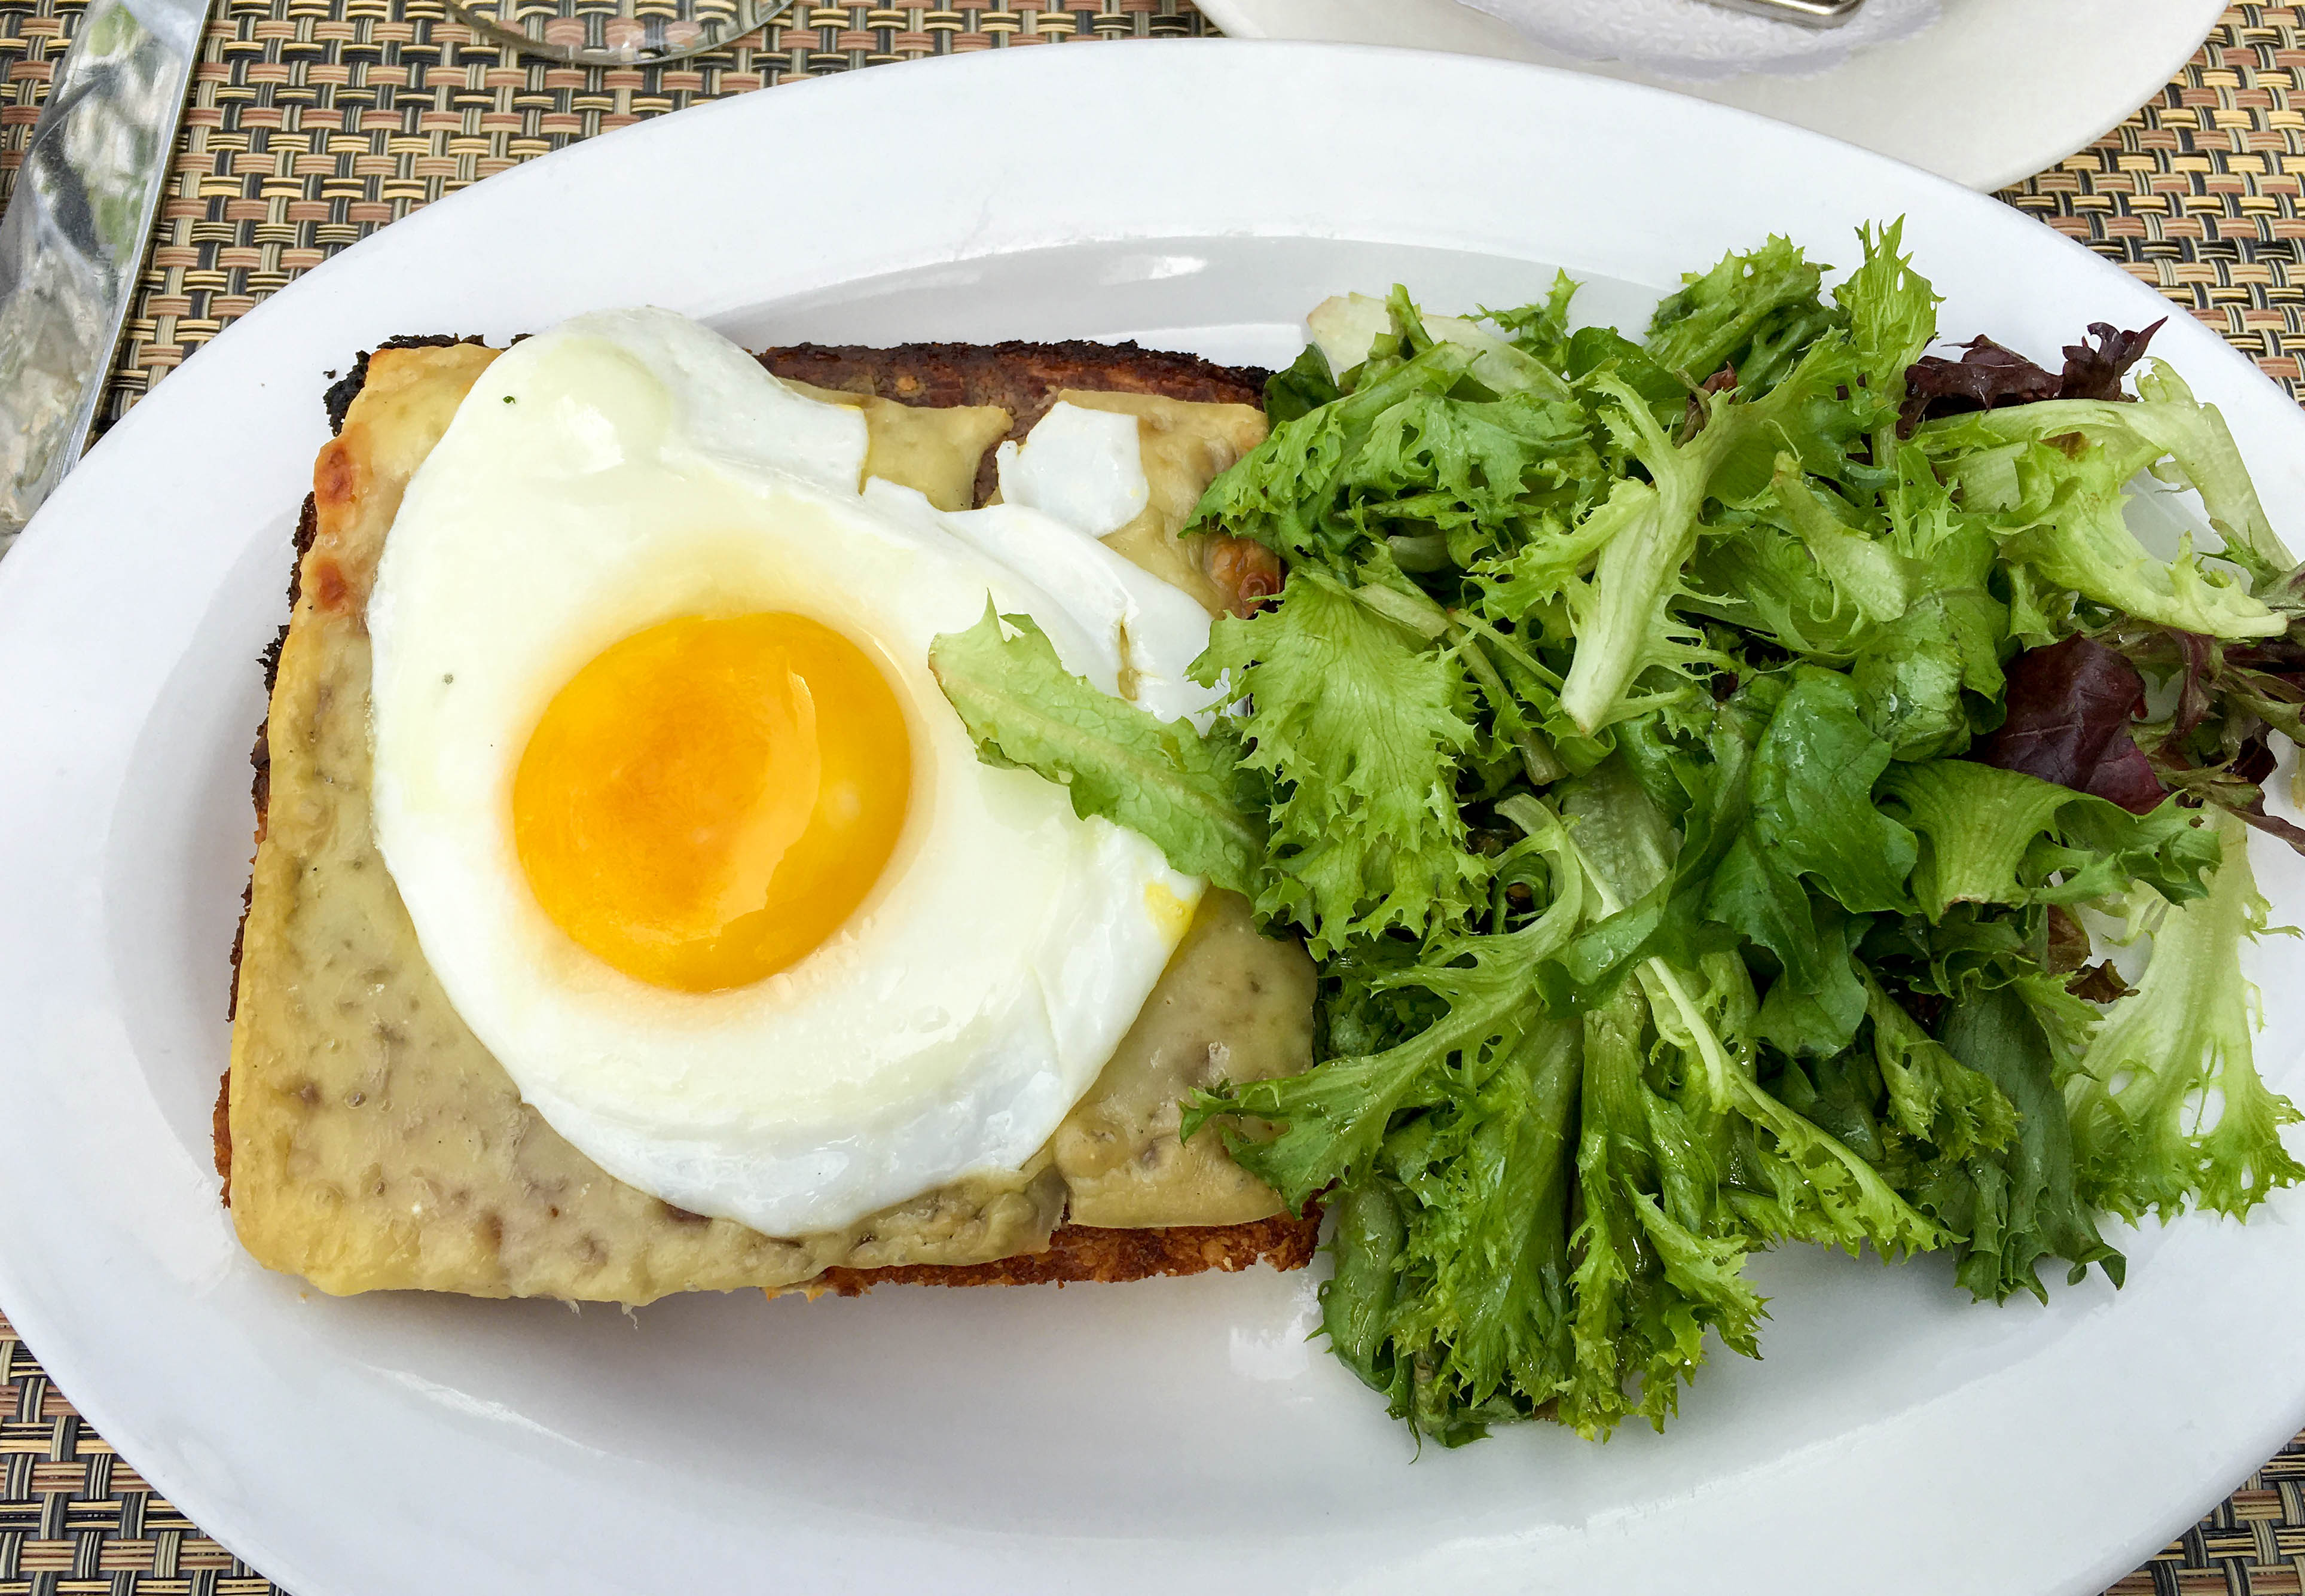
322 334 489 434
216 487 320 1202
755 339 1268 428
816 1210 1320 1295
218 334 1317 1293
756 340 1270 505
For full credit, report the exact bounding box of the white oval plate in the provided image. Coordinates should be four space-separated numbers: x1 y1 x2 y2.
1194 0 2226 191
2 41 2302 1596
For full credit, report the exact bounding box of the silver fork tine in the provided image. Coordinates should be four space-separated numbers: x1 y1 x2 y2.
1700 0 1866 26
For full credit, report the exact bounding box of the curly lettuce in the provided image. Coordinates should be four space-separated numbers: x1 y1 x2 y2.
921 220 2305 1447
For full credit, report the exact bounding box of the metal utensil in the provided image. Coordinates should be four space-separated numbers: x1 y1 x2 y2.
444 0 776 67
0 0 213 550
1701 0 1865 25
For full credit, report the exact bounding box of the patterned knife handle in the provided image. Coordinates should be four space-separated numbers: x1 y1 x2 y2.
0 0 212 550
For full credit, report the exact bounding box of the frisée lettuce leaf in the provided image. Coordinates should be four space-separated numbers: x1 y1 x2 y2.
926 605 1266 895
927 220 2305 1447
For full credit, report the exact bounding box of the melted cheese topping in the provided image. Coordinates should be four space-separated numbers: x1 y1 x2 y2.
226 341 1303 1302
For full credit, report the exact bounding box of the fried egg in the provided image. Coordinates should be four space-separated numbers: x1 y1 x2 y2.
995 399 1151 538
366 309 1217 1237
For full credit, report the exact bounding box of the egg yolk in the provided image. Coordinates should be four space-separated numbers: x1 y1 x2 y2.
513 612 911 993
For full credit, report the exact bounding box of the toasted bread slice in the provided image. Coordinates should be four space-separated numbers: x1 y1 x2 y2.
756 338 1268 508
222 332 1317 1302
817 1212 1319 1295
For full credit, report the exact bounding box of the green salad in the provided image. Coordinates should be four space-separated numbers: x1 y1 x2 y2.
930 222 2305 1444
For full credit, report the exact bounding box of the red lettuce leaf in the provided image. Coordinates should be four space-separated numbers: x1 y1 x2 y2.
2167 628 2216 740
2218 736 2305 850
2233 734 2278 788
1900 337 2060 432
2096 625 2305 857
1898 320 2165 432
1973 636 2166 814
2067 960 2134 1004
2057 319 2165 402
2238 806 2305 851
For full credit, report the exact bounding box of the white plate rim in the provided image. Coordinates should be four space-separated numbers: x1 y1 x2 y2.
2 39 2304 1596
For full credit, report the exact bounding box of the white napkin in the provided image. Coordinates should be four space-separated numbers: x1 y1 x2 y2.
1460 0 1942 81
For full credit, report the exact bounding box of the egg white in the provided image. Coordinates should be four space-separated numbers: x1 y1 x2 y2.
995 399 1151 538
367 308 1212 1237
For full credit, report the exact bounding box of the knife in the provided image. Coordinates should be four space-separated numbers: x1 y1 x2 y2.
0 0 212 551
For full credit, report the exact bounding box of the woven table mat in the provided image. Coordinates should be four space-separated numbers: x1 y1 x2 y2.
4 2 2305 1591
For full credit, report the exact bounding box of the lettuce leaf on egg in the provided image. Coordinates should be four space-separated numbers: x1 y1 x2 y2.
926 604 1265 896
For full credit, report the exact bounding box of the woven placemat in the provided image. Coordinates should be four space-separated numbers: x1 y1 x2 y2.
4 4 2305 1592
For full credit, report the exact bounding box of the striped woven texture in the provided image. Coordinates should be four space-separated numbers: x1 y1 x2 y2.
2005 5 2305 405
3 3 2305 1592
0 0 1213 425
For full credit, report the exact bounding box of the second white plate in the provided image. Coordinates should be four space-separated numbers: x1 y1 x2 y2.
1194 0 2226 191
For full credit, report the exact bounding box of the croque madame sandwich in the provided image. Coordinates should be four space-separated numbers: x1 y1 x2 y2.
219 310 1320 1302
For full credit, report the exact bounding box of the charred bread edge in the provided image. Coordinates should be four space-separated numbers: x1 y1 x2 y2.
816 1208 1321 1293
753 339 1272 505
217 334 1318 1292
